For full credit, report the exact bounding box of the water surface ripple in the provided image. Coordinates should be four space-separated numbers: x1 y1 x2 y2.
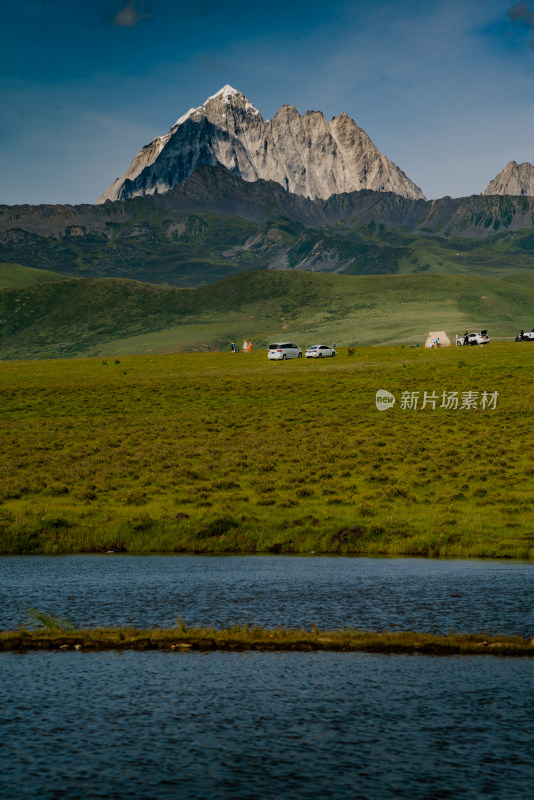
0 555 532 635
1 651 533 800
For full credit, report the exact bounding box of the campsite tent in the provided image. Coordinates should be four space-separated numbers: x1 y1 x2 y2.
424 331 451 348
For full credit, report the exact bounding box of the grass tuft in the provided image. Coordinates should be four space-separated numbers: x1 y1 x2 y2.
26 608 75 632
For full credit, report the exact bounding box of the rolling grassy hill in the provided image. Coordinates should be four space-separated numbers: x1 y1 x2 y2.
0 263 68 288
0 270 532 360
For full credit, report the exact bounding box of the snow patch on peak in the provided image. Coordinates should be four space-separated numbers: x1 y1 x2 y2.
203 85 261 116
169 87 261 133
173 107 198 127
245 102 261 116
208 84 242 101
171 86 256 130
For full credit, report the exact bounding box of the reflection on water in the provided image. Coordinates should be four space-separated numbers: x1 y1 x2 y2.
1 650 532 800
0 554 532 635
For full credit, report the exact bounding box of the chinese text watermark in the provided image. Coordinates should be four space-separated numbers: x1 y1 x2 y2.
375 390 499 411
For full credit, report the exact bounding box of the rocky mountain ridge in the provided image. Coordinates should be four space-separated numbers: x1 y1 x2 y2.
484 161 534 197
4 164 533 237
97 86 425 204
2 165 534 286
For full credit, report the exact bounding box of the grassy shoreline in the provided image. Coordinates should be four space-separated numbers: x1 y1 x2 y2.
1 345 533 558
2 625 533 656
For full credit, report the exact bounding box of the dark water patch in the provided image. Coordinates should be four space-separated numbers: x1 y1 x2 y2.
1 651 532 800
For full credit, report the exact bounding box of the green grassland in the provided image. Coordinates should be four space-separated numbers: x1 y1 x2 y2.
1 270 533 360
0 263 68 288
0 344 533 557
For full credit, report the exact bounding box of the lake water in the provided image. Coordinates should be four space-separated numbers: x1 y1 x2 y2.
0 554 533 635
2 651 533 800
1 556 533 799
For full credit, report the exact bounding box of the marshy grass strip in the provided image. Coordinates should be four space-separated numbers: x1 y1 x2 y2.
2 626 533 656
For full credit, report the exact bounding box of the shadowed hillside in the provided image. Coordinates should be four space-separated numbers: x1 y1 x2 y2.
1 166 534 287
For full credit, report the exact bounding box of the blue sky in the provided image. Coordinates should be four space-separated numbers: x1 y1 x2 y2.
1 0 533 204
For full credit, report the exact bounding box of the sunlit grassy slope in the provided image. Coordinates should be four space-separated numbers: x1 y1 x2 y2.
0 263 67 288
0 344 532 557
1 270 533 359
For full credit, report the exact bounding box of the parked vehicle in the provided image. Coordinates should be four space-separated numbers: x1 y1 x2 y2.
455 331 490 346
305 345 336 358
515 328 534 341
267 342 302 360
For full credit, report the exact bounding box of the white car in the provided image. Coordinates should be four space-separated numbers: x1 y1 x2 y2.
305 344 336 358
515 328 534 341
268 342 302 360
455 331 490 346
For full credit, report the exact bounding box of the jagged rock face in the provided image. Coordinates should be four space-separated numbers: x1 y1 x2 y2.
97 86 424 203
484 161 534 197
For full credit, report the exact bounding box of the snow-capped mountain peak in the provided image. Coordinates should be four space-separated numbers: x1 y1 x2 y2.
96 87 424 204
207 84 242 101
170 87 260 130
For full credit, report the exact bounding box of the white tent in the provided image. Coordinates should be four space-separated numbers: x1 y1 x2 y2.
425 331 451 348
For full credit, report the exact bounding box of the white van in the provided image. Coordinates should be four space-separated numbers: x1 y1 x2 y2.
268 342 302 360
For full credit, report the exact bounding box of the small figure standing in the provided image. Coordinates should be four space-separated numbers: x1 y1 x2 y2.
247 340 252 353
243 339 248 352
520 329 525 340
231 339 236 352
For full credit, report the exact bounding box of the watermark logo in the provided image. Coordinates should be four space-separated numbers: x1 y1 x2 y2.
375 389 499 411
375 389 396 411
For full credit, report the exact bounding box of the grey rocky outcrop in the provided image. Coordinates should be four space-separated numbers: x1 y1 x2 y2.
483 161 534 197
97 86 425 203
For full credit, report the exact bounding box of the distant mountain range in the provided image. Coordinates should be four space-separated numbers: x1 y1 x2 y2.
1 84 534 359
2 164 534 286
96 85 534 204
0 165 533 289
1 85 534 290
